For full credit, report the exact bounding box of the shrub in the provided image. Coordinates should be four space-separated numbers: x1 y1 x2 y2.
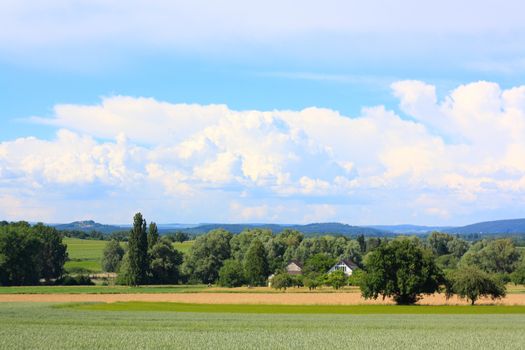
303 273 322 290
55 275 94 286
325 270 347 290
270 273 293 291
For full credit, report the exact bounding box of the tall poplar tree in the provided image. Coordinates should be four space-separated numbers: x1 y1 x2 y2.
127 213 149 285
148 222 159 250
243 239 269 286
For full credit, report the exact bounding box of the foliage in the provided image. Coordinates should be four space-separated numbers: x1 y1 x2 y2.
165 231 191 243
461 239 521 274
243 239 269 286
435 254 459 270
230 229 272 262
448 267 506 305
34 223 68 281
183 229 232 283
511 260 525 286
101 240 125 272
125 213 149 285
427 232 454 256
303 253 336 274
147 222 159 250
325 270 347 289
347 269 363 286
54 274 94 286
218 259 245 287
360 239 444 304
148 239 183 284
270 273 293 291
0 222 69 286
303 273 322 290
0 228 43 286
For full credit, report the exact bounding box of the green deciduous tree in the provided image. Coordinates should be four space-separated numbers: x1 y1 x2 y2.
218 259 245 287
270 273 293 291
183 229 232 283
325 270 347 290
303 273 322 290
149 239 183 284
101 240 125 272
448 266 506 305
461 239 520 274
0 228 43 286
34 223 68 282
303 253 336 274
243 239 269 286
360 239 444 304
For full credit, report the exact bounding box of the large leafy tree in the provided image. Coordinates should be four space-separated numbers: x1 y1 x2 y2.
102 240 125 272
448 267 506 305
34 223 68 282
218 259 245 287
149 239 183 284
125 213 149 285
326 270 347 290
243 239 269 286
0 228 43 286
183 229 232 283
461 239 521 274
360 238 444 304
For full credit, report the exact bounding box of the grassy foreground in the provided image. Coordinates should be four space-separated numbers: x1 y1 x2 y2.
0 303 524 349
66 302 525 314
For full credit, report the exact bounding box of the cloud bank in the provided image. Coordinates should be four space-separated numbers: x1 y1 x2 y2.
2 80 525 224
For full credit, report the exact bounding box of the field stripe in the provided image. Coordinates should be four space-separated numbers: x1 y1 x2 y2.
64 302 525 314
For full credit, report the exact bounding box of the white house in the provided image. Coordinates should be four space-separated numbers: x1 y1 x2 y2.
328 259 358 276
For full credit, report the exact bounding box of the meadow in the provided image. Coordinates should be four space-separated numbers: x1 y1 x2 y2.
0 302 524 349
63 238 193 273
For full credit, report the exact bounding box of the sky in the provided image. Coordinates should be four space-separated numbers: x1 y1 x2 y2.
2 0 525 225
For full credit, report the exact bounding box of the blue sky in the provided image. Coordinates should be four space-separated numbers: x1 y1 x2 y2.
1 1 525 225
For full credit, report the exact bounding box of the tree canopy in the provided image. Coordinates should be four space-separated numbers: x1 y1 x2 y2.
360 239 444 304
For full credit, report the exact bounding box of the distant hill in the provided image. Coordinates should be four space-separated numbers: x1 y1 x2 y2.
179 222 387 236
53 220 124 234
367 225 453 234
445 218 525 234
50 218 525 236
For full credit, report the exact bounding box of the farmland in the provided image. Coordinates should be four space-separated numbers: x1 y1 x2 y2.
63 238 193 273
0 302 524 349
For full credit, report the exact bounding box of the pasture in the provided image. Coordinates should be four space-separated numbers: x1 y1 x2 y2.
0 302 524 349
63 238 193 273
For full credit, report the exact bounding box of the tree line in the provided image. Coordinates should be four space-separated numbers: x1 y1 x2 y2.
2 215 525 305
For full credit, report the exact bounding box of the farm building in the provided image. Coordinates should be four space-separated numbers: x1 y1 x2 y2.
328 259 358 276
285 260 303 275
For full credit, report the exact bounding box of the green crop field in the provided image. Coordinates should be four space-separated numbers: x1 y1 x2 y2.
67 302 525 314
0 303 524 349
63 238 194 273
63 238 108 273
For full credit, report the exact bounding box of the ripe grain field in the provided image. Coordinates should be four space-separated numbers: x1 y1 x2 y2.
0 303 524 350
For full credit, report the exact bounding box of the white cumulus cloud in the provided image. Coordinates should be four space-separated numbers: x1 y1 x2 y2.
2 80 525 224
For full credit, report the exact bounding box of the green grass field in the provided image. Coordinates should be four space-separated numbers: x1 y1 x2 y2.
63 238 194 273
67 302 525 314
0 303 524 349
